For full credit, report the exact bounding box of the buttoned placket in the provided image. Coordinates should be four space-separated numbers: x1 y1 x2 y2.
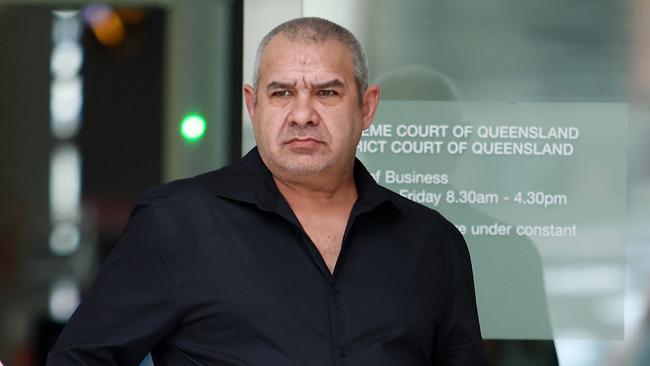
287 200 379 366
228 149 391 364
292 223 347 366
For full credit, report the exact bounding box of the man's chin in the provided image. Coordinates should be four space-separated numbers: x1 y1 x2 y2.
277 158 330 176
281 165 326 176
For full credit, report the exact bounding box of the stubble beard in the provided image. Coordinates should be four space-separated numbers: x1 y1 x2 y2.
272 147 335 176
266 124 336 176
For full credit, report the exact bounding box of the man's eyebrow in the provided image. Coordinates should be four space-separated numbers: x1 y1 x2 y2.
312 79 345 89
265 81 296 92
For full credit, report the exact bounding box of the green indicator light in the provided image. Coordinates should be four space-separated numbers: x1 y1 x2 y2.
180 113 206 143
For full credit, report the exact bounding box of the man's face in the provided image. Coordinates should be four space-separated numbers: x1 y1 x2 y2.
244 35 378 178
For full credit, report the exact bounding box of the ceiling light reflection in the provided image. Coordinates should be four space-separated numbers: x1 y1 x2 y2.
50 77 82 138
48 277 80 322
52 13 81 43
49 144 81 222
49 222 81 256
50 40 83 79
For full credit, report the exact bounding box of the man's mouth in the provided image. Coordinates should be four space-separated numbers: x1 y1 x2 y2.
286 137 322 144
284 137 324 151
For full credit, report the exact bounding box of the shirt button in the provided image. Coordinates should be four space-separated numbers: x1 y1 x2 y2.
331 285 340 294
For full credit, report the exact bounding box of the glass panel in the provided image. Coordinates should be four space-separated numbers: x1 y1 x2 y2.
359 100 627 340
244 0 650 364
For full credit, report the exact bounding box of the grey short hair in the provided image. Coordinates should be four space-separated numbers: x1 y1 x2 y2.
252 17 368 101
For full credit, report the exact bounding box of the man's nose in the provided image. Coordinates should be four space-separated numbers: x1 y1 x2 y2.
287 93 319 127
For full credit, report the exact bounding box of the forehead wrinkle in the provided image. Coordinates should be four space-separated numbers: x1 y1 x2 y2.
265 80 296 92
309 79 345 89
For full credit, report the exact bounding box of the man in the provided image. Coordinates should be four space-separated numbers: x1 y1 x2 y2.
48 17 486 365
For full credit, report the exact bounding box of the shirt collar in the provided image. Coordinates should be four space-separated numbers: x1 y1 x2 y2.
210 147 395 222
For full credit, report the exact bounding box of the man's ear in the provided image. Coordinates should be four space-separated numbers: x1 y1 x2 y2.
361 84 380 129
243 84 257 121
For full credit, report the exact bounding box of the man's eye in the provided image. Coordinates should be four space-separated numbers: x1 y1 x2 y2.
317 90 338 97
271 90 291 97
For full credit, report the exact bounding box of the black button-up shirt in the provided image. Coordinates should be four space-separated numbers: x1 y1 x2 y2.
48 148 486 365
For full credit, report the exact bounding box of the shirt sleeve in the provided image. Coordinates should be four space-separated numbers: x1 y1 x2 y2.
47 197 179 366
438 223 488 365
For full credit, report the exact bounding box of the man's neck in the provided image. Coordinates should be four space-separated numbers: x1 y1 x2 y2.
272 167 358 217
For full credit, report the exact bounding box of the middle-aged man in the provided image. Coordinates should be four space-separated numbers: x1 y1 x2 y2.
48 17 486 365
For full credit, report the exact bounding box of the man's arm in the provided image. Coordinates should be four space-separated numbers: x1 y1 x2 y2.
47 197 179 365
439 223 488 365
